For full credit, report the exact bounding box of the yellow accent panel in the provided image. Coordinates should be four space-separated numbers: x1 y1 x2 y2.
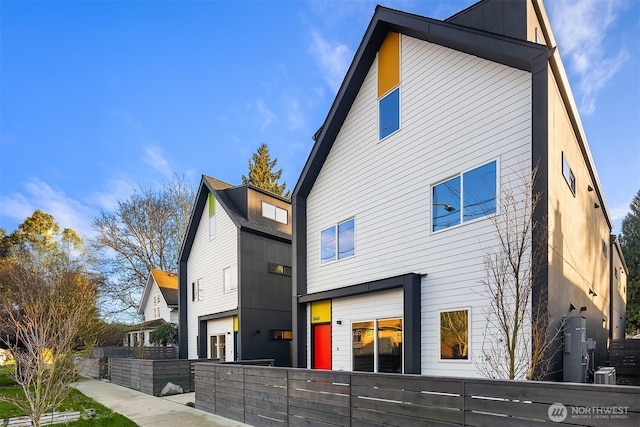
378 32 400 97
311 300 331 324
233 316 238 332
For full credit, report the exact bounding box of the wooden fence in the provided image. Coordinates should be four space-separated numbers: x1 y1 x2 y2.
609 340 640 376
194 364 640 427
109 358 195 395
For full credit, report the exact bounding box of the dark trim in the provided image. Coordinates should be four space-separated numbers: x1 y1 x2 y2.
292 197 307 368
198 309 239 323
403 274 421 374
298 273 415 303
297 273 421 373
198 320 207 359
178 260 188 359
531 49 552 380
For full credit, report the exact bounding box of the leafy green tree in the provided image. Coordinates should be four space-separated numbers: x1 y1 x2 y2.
150 322 178 346
241 143 290 198
620 190 640 335
0 210 100 427
92 175 195 319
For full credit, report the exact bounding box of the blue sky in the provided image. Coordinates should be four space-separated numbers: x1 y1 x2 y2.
1 0 638 239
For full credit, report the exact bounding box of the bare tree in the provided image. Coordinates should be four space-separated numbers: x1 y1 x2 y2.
0 211 99 427
476 167 561 380
92 175 195 318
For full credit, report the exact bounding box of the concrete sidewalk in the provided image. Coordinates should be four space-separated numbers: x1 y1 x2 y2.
71 378 251 427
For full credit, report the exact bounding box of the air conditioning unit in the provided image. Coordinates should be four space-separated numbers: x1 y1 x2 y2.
594 367 616 385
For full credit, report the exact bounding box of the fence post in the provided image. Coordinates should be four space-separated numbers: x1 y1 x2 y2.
461 379 466 426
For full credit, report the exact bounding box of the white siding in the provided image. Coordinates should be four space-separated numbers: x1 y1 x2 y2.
306 35 532 377
187 195 238 359
331 289 403 371
142 284 175 323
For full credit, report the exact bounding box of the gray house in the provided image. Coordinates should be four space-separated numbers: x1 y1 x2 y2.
178 176 292 366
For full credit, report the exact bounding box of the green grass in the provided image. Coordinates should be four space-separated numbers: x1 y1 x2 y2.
0 367 137 426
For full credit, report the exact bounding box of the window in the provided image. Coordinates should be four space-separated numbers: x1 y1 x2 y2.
262 201 288 224
192 279 203 302
269 330 293 340
602 240 608 258
562 152 576 195
352 318 403 373
209 194 216 240
210 334 226 361
379 87 400 140
223 267 236 292
433 161 497 232
320 218 355 264
440 309 469 360
153 295 160 318
269 263 292 276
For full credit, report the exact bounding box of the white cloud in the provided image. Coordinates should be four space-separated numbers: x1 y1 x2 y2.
309 30 352 93
284 96 305 131
254 98 276 131
549 0 629 116
142 144 173 178
90 177 138 212
0 178 95 238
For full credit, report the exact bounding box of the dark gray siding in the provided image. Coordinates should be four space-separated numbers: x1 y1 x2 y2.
238 230 292 366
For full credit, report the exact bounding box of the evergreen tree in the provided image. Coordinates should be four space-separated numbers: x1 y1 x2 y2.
620 190 640 334
242 143 290 198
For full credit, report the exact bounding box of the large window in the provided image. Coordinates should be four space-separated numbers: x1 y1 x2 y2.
432 161 497 232
440 309 469 360
320 218 355 264
353 318 403 373
562 152 576 196
379 87 400 140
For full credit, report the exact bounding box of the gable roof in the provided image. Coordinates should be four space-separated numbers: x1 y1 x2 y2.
293 1 612 230
179 175 291 264
293 4 547 199
138 269 178 315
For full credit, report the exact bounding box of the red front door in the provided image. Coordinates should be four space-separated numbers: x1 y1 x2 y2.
312 323 331 370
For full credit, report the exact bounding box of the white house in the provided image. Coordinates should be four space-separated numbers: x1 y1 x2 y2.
291 0 626 380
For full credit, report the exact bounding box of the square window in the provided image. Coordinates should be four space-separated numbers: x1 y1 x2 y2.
440 309 468 360
379 87 400 140
275 206 288 224
262 201 276 220
320 218 356 264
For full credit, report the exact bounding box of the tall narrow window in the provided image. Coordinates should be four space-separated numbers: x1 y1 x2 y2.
379 88 400 139
562 152 576 196
440 309 469 360
378 31 400 141
223 267 236 292
209 193 216 240
153 295 160 318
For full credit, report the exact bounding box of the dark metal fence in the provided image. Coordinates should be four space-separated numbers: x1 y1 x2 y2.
609 340 640 377
194 364 640 427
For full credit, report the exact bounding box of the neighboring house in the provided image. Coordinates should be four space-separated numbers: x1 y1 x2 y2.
291 0 627 380
178 176 292 366
139 270 179 323
125 270 179 347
